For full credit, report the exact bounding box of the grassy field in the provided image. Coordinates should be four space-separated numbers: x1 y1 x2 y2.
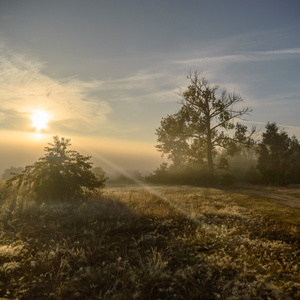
0 183 299 299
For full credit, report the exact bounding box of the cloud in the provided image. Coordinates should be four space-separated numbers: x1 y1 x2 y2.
241 120 300 138
252 48 300 55
93 69 182 104
174 47 300 66
173 54 259 65
0 46 111 133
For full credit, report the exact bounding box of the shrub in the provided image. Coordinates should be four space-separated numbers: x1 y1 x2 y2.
245 166 261 184
146 164 217 186
7 136 107 201
219 172 235 186
1 166 24 180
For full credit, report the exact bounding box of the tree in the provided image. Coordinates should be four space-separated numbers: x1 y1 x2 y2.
2 166 24 180
156 72 253 175
91 167 108 183
287 135 300 183
257 123 300 185
7 136 107 201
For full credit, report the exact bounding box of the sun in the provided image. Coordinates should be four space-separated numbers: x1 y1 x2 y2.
31 110 51 131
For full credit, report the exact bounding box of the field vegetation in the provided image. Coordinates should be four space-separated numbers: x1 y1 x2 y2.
0 182 299 299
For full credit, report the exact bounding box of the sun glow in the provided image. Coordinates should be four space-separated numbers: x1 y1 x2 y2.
31 110 51 131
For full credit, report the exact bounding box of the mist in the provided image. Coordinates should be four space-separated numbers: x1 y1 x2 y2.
0 130 161 177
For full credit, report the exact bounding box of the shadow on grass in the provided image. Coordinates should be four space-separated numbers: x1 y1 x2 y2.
0 185 298 299
0 191 223 299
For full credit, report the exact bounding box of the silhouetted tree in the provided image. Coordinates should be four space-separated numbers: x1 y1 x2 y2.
2 166 23 180
257 123 300 185
92 167 108 183
7 136 107 201
287 135 300 182
156 72 254 176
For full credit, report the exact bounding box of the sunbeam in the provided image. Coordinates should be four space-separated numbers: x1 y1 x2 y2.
81 147 207 227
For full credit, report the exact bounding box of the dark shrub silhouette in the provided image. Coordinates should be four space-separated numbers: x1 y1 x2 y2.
2 166 23 180
7 136 107 201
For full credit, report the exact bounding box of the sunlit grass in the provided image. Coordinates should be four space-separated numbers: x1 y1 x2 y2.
0 183 299 299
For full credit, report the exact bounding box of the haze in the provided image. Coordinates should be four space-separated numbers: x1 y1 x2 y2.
0 0 300 176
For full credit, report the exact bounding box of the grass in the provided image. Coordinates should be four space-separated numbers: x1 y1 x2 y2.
0 182 299 299
227 191 300 225
290 192 300 199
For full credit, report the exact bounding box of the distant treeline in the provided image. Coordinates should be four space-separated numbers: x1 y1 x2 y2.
147 122 300 187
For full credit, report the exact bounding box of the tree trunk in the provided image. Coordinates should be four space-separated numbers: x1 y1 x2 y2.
207 136 214 175
205 103 214 175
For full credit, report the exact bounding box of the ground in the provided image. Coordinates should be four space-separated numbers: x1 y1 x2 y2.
0 183 299 299
230 186 300 208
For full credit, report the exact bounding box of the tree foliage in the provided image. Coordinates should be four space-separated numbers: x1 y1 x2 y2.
156 72 254 175
7 136 107 201
257 123 300 185
2 166 23 180
91 167 108 183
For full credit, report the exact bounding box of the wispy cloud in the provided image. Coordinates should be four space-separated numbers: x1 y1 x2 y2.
242 120 300 139
0 46 111 133
93 69 183 105
174 47 300 66
174 54 259 65
252 48 300 55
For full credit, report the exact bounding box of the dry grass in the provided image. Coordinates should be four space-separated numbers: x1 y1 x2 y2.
0 182 299 299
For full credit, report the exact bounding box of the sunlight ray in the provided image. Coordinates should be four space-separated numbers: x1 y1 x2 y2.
83 148 208 227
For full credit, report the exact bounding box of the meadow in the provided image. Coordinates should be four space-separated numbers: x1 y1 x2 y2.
0 182 299 299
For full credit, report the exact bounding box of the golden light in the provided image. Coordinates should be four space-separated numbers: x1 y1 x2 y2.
31 110 51 131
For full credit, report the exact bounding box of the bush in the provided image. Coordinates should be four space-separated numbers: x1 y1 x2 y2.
7 136 107 201
2 166 24 180
146 164 217 186
219 172 235 186
245 166 261 184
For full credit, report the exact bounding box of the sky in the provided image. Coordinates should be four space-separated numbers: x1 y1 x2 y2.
0 0 300 176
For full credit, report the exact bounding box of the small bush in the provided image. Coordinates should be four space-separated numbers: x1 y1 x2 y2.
245 165 262 184
146 164 217 186
1 166 24 180
219 173 235 186
7 136 107 202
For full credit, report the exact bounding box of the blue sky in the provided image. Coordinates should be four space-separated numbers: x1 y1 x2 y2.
0 0 300 174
